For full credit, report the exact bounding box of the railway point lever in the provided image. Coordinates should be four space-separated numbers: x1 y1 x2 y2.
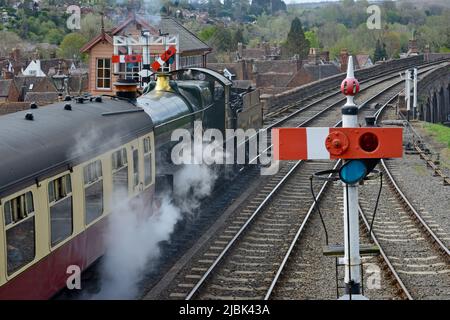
272 56 404 300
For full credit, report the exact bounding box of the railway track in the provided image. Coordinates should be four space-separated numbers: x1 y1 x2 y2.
264 180 401 300
155 67 435 300
143 61 448 300
257 89 449 300
138 61 448 300
249 61 448 168
359 163 450 300
356 94 450 300
263 59 449 124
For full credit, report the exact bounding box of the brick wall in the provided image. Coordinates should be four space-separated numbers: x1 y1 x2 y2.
0 102 31 115
261 55 426 115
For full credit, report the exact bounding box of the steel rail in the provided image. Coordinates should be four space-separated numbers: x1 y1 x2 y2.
358 205 414 300
248 62 445 166
264 160 341 300
380 159 450 257
184 61 448 301
374 88 450 257
263 58 449 121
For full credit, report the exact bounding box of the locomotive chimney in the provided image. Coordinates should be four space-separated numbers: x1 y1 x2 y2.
114 79 138 100
155 73 173 92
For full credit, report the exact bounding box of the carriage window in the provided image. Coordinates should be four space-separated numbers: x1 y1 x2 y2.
133 149 139 187
48 174 73 247
112 148 128 196
143 137 153 186
84 160 104 225
3 192 36 275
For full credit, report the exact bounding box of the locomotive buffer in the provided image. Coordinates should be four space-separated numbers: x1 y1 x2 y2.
273 57 403 299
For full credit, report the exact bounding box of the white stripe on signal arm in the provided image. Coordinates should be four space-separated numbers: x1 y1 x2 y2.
157 57 165 66
306 127 331 160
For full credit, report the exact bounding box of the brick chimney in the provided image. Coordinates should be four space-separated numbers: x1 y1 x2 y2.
340 49 349 73
408 39 418 54
10 48 21 62
320 51 330 62
308 48 320 65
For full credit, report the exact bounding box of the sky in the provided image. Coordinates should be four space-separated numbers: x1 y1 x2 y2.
284 0 340 3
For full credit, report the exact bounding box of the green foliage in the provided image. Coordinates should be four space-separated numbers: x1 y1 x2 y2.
374 39 388 62
424 123 450 148
284 17 310 59
198 25 218 42
57 33 88 61
212 27 233 52
305 30 319 48
80 13 113 41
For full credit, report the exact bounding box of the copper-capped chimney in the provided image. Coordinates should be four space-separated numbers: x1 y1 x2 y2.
155 73 173 92
114 79 138 100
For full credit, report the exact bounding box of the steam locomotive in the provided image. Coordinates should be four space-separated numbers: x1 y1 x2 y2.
0 68 262 299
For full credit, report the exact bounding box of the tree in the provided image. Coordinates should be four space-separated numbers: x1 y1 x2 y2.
0 31 23 57
233 28 245 50
284 17 310 59
305 30 320 48
211 27 233 52
57 33 88 60
45 28 64 44
374 39 384 62
80 13 113 41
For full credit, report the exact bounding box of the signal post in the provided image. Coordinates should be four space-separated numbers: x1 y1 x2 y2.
273 57 403 299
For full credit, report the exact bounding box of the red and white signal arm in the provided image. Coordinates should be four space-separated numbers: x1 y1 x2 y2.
112 54 143 64
151 46 177 72
273 127 403 160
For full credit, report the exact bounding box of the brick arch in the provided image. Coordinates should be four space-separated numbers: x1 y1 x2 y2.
439 86 445 122
424 97 431 122
432 91 438 123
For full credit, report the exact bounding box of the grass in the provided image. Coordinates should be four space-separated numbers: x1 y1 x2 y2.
423 123 450 149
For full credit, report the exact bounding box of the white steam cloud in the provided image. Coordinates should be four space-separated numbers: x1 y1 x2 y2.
92 193 181 299
88 145 219 300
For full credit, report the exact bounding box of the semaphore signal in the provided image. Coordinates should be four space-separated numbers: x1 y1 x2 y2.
272 56 404 300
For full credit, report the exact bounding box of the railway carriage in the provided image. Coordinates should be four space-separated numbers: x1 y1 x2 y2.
0 98 156 299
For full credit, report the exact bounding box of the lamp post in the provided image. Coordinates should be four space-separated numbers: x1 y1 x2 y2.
52 64 69 97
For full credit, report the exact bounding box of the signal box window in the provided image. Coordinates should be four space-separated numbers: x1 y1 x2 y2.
48 174 73 247
112 148 128 196
97 58 111 89
84 160 104 225
143 137 153 186
3 191 35 275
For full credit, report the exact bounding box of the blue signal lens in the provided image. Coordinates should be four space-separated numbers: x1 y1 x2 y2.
339 160 368 185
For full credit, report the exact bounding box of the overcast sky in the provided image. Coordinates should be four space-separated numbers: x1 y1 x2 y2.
284 0 340 3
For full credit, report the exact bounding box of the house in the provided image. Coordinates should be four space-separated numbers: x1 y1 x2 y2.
24 92 59 104
355 55 373 69
0 48 27 78
80 15 212 96
22 60 46 77
0 79 20 102
14 76 57 101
